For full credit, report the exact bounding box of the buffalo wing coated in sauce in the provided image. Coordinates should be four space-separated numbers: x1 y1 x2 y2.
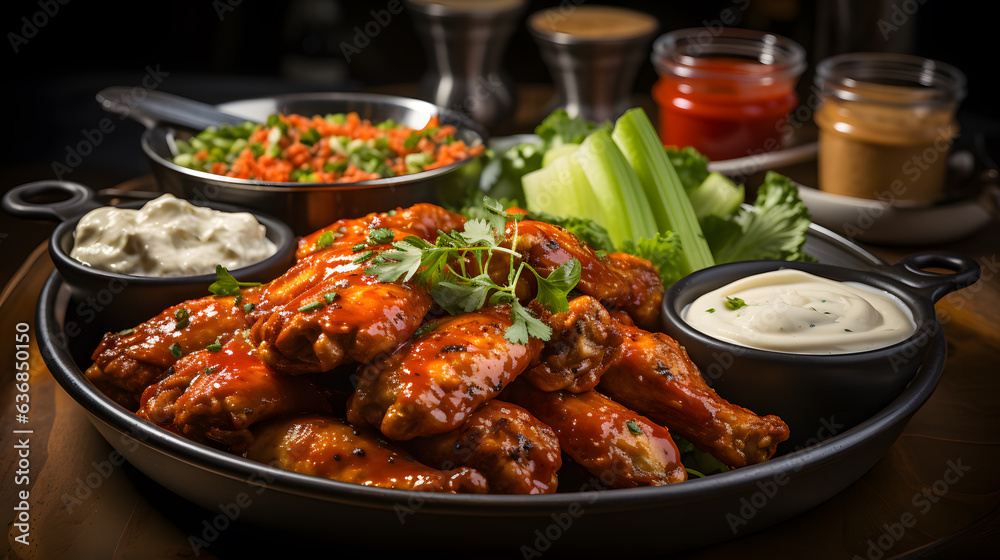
138 335 334 452
503 380 687 488
405 400 562 494
86 292 256 410
347 305 543 440
598 324 790 468
247 414 488 493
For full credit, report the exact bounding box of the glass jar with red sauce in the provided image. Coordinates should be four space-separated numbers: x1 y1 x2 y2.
651 28 806 161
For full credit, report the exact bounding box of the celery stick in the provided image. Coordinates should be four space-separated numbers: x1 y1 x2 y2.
612 108 715 272
523 149 596 220
688 172 745 220
542 143 580 167
574 129 658 246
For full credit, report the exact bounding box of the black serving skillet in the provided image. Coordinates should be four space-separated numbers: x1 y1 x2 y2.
31 223 956 555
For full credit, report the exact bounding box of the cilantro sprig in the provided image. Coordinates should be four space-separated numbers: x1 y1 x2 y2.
366 196 582 344
208 265 262 297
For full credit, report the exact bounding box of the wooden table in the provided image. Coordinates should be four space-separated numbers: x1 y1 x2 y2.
3 90 999 559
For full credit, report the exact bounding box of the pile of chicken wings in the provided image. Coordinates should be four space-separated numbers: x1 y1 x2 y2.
85 203 789 494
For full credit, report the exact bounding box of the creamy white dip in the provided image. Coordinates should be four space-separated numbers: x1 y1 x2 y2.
70 194 277 277
682 269 916 354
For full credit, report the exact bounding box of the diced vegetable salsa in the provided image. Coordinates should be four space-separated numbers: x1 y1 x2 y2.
171 112 485 183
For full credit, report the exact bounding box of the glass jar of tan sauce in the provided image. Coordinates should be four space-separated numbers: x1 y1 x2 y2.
814 53 966 205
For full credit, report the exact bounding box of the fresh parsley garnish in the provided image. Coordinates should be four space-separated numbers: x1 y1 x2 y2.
205 337 223 352
323 291 339 304
174 308 190 330
314 229 340 251
169 342 182 358
366 196 581 344
724 296 747 311
626 419 643 435
208 265 262 297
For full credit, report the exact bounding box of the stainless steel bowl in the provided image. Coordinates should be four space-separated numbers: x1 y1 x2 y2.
137 92 487 235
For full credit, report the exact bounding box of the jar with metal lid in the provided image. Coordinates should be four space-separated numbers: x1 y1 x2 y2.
813 53 966 205
651 27 806 162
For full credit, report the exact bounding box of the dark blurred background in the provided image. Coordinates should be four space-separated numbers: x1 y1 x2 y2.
2 0 997 188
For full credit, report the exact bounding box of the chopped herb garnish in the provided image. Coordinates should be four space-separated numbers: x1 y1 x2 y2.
725 296 747 311
626 419 643 435
204 365 219 375
206 337 223 352
208 265 262 296
413 321 438 339
323 292 339 304
174 308 190 330
809 324 816 328
243 302 255 313
352 250 376 264
298 301 325 313
686 468 707 478
705 308 716 314
365 196 581 344
844 328 853 332
367 227 394 246
352 243 366 253
314 229 340 250
169 342 182 358
118 328 134 336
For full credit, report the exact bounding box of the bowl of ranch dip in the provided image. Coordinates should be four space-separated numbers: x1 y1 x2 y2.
660 252 980 451
3 180 295 331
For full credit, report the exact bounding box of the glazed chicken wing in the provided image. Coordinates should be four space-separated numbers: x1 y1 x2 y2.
493 220 664 330
247 414 488 493
296 203 467 260
248 247 432 374
347 305 543 440
138 335 334 452
405 400 562 494
86 292 256 410
598 324 790 468
503 380 687 488
523 296 623 393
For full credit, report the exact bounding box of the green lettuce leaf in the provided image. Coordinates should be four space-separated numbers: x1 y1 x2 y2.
702 171 815 264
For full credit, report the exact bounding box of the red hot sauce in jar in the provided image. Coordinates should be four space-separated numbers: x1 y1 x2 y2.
651 28 805 162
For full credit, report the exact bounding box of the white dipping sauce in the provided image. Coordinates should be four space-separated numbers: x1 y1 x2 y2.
683 269 916 354
70 194 277 277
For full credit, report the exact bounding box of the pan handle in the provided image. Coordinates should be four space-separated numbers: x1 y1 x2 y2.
2 180 103 222
96 87 257 131
882 251 982 303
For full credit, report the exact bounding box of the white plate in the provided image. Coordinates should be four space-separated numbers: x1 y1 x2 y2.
796 185 996 246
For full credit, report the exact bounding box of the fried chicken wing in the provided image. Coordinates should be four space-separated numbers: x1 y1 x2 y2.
247 414 489 493
503 380 687 488
248 247 432 374
493 220 664 330
405 400 561 494
86 292 256 410
347 305 543 440
598 324 790 468
138 335 334 452
523 296 623 393
296 203 467 260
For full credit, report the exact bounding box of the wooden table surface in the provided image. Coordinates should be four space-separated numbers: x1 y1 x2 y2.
3 86 999 559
